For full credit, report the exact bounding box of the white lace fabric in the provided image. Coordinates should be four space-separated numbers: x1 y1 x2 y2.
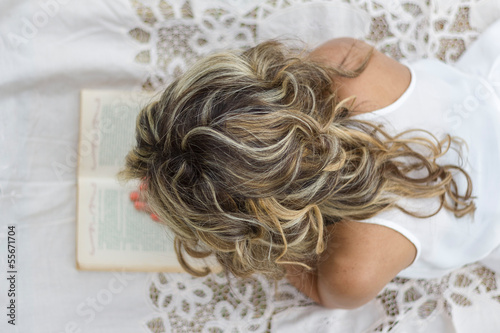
127 1 500 332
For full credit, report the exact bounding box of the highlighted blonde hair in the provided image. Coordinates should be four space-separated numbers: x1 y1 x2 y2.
120 41 474 279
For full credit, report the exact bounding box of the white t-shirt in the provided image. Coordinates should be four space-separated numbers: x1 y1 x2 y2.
352 19 500 279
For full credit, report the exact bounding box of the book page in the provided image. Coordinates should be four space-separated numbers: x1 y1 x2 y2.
77 178 183 272
78 90 156 179
77 90 221 273
77 177 220 272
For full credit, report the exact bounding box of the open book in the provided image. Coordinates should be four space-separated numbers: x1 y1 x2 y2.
76 90 219 272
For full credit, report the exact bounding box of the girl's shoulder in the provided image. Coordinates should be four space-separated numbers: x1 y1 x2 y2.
315 220 417 308
308 38 411 114
305 39 417 307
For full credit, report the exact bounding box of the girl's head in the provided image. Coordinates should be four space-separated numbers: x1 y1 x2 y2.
120 41 474 279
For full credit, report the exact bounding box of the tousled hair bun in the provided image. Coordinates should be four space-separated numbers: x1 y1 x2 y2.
120 41 474 279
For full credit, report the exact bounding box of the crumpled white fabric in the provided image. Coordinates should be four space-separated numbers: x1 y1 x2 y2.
0 1 153 332
257 0 371 47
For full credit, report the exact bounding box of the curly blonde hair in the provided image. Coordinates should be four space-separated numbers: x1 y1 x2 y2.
119 41 474 279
